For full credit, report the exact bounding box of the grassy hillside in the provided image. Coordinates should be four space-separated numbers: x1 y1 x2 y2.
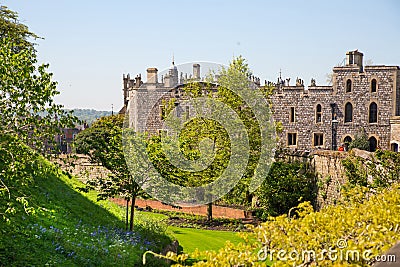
69 109 112 125
0 134 170 266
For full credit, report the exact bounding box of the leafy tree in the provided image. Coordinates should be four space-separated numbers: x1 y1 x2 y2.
74 115 142 231
146 56 274 220
0 5 40 51
255 161 316 218
0 7 78 221
0 38 78 152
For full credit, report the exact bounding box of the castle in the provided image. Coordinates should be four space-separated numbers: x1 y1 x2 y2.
120 51 400 152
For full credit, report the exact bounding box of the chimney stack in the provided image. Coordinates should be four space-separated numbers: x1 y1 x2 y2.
346 50 363 71
147 68 158 83
193 64 200 80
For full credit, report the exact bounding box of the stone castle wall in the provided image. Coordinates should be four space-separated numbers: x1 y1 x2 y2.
271 66 399 151
54 154 110 183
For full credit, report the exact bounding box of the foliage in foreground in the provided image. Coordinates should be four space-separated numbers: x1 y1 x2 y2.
0 135 171 266
155 184 400 266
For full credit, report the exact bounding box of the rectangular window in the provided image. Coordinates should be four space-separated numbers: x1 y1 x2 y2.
288 133 297 146
289 107 295 123
314 133 324 146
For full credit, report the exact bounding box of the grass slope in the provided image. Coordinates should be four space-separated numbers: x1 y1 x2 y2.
0 135 170 266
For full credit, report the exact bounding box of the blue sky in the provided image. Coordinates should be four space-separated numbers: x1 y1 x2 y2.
3 0 400 110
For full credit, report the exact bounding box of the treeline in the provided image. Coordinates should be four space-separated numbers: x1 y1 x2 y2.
67 109 112 125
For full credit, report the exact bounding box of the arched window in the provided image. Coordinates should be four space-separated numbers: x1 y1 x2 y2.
369 102 378 123
344 102 353 122
371 79 377 93
346 79 352 92
391 143 399 152
369 136 378 152
316 104 322 123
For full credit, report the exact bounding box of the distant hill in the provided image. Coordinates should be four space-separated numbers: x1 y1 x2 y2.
68 109 112 125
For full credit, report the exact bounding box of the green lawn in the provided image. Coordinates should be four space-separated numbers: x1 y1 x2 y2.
168 227 243 253
135 210 244 253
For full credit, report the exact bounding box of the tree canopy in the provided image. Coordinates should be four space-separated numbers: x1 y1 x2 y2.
0 5 39 51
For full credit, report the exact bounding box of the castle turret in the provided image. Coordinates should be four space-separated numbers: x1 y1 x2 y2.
164 61 179 87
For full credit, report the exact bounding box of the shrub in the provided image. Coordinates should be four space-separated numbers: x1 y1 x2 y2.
348 129 369 151
254 162 316 218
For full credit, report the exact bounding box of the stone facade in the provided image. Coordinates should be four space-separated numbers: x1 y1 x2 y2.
55 154 110 183
121 50 400 152
272 50 400 152
122 63 220 135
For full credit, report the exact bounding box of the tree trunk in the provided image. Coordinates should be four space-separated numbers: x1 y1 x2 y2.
207 202 213 221
129 195 136 231
125 198 130 231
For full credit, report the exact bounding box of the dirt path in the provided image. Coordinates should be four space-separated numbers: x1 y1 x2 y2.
110 198 249 219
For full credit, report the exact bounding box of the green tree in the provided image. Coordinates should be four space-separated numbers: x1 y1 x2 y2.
1 7 79 221
0 38 78 152
146 56 275 220
255 162 316 218
74 115 142 231
0 5 40 51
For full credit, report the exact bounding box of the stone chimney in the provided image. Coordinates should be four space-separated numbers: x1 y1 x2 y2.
346 50 363 71
193 64 200 80
135 74 142 88
147 68 158 83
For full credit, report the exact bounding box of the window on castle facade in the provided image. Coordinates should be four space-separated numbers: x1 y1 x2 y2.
289 107 295 123
344 102 353 122
369 136 378 152
346 79 352 92
369 102 378 123
316 104 322 123
391 143 399 152
371 79 377 93
288 133 297 146
313 133 324 146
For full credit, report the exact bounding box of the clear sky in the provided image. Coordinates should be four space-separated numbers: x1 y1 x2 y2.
3 0 400 111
